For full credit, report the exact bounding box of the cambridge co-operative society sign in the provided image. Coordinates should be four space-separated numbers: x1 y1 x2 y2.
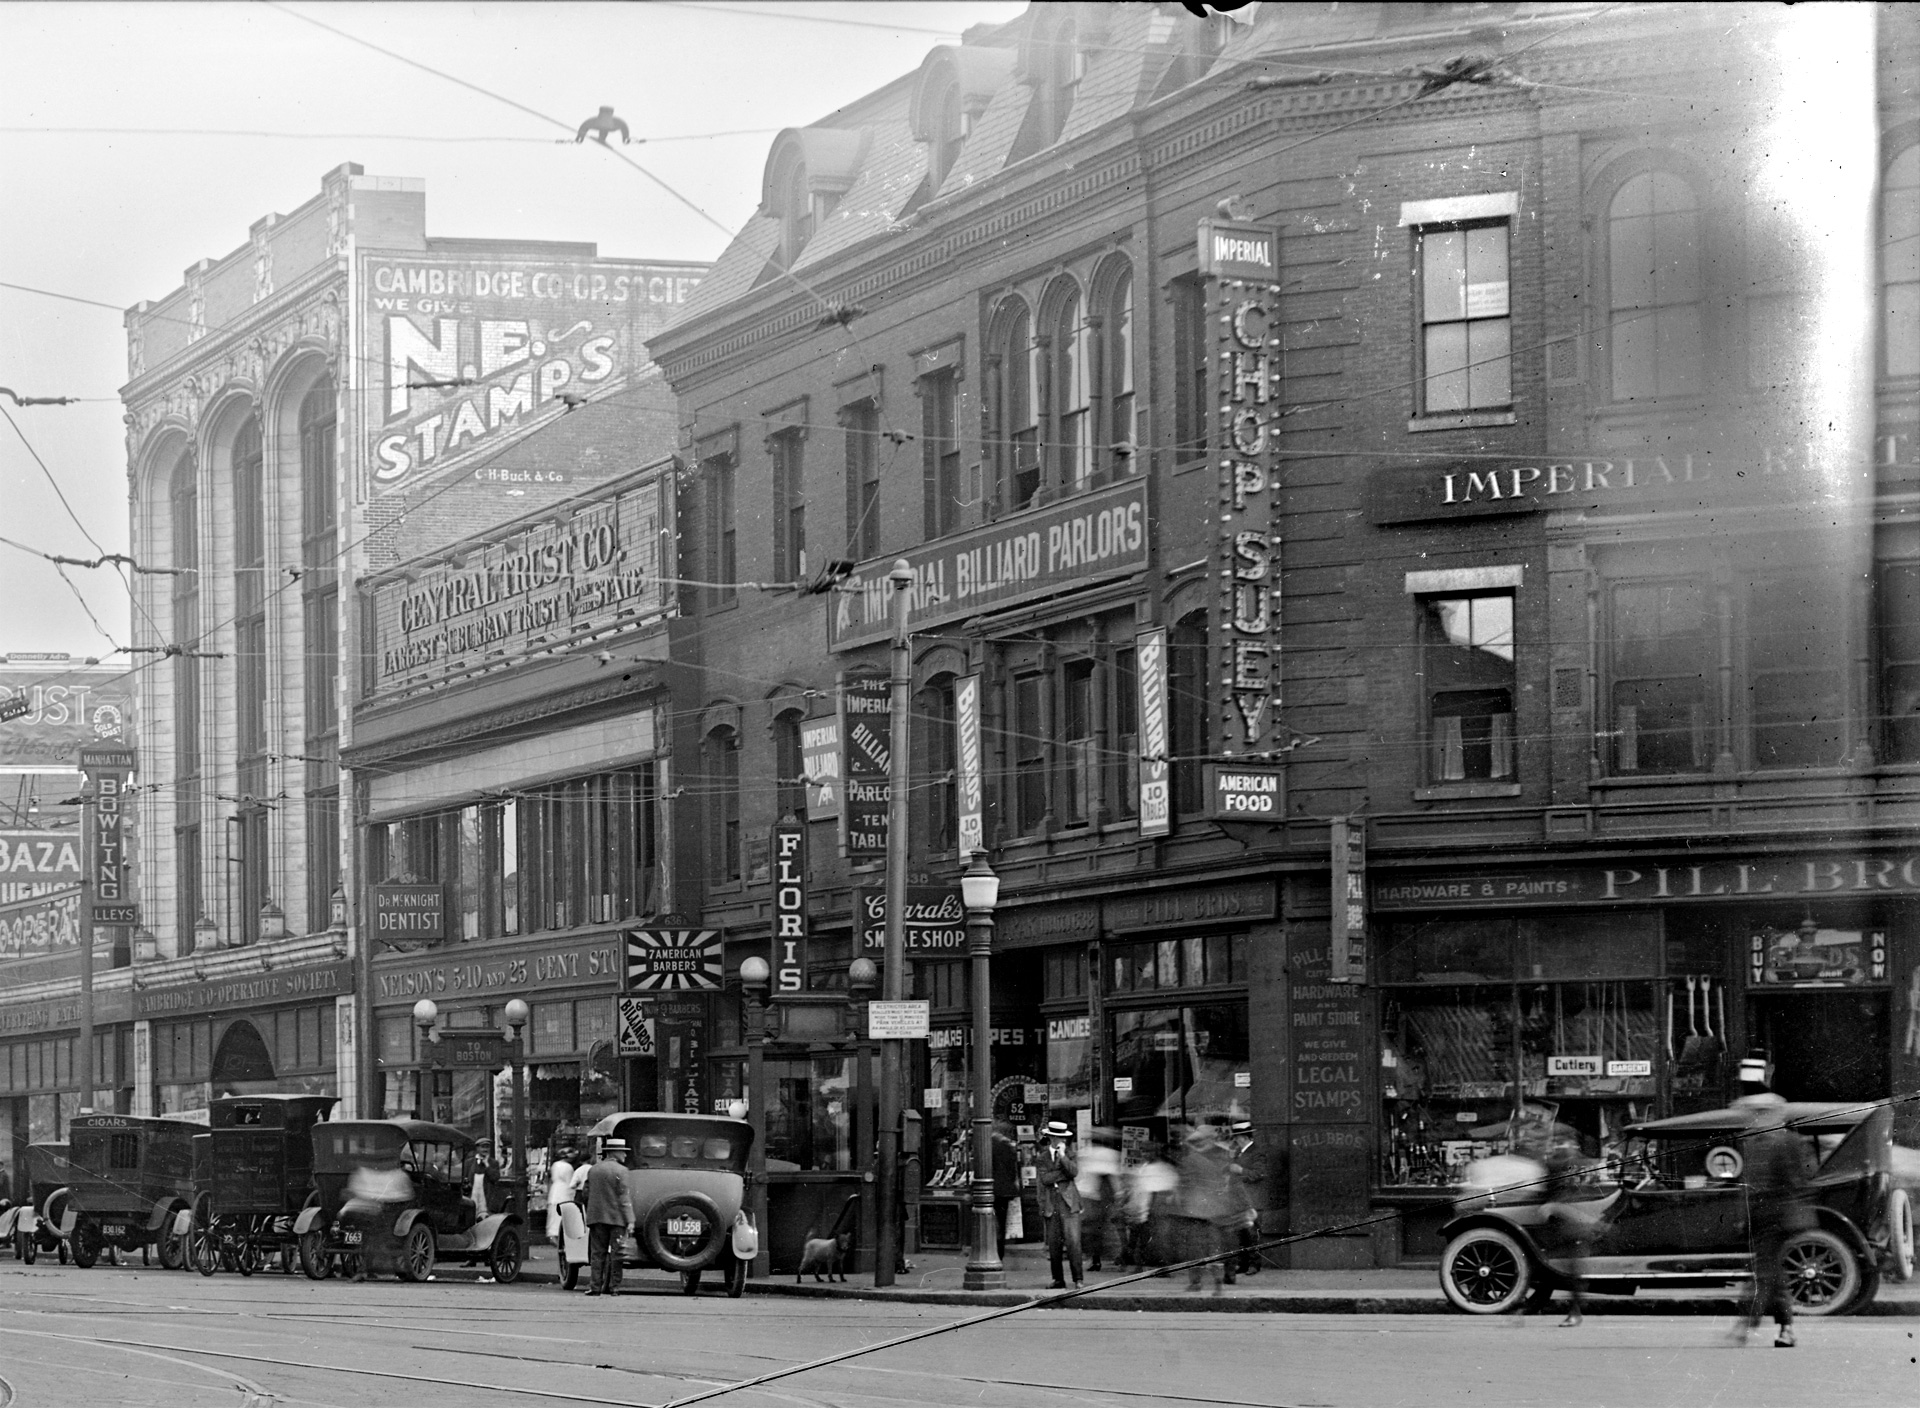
357 252 703 495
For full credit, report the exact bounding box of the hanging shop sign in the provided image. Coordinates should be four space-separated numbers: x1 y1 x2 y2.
1371 852 1920 911
363 471 673 701
1329 817 1367 985
134 959 354 1020
1204 763 1285 821
372 884 446 946
430 1030 507 1070
828 478 1149 651
1749 926 1887 986
799 715 842 821
1204 222 1286 766
357 251 703 495
375 933 621 1003
840 676 891 858
0 664 132 769
79 745 134 926
1106 880 1275 933
615 995 656 1056
772 819 808 993
1136 627 1171 838
955 673 984 856
624 929 724 991
855 885 967 954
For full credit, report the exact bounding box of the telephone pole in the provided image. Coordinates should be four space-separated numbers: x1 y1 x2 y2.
873 558 913 1287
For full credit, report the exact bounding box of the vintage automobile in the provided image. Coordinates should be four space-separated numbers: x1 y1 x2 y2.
180 1095 337 1276
300 1119 524 1283
582 1111 756 1296
5 1142 77 1263
65 1113 201 1269
1439 1101 1916 1316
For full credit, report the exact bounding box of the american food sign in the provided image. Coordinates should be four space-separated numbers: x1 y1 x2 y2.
357 252 703 495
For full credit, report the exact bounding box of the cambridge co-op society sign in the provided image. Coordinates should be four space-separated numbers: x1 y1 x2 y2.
357 252 702 495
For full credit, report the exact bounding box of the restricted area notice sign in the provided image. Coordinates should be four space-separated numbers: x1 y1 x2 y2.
867 1000 931 1040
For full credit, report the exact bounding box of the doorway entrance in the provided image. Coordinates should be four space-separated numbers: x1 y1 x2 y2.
1747 992 1889 1103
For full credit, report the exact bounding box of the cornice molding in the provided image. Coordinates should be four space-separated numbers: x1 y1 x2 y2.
344 665 669 769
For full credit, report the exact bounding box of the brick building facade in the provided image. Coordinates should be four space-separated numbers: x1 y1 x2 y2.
649 1 1920 1266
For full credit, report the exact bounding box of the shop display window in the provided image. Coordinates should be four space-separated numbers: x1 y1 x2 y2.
759 1056 854 1172
1108 933 1243 993
1109 1003 1249 1132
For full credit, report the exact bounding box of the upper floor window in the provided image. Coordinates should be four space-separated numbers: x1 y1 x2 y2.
921 368 963 539
929 77 965 191
770 427 805 581
1609 172 1703 401
1048 280 1093 495
776 156 812 269
1169 610 1210 815
702 725 742 885
1879 560 1920 762
703 451 737 609
1020 15 1080 153
773 709 807 821
1416 220 1512 413
989 298 1041 512
1096 260 1136 475
912 676 957 857
1417 590 1516 784
1609 580 1712 775
1883 146 1920 378
1171 274 1209 463
842 398 881 561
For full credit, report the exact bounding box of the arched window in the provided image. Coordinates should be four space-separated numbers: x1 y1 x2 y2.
1883 145 1920 378
702 725 741 885
990 298 1041 512
930 78 965 192
1094 259 1136 482
169 448 202 952
231 414 269 945
299 379 339 933
913 676 956 856
1608 171 1703 401
775 155 812 269
773 709 806 821
1033 16 1079 149
1049 280 1092 495
1169 611 1210 816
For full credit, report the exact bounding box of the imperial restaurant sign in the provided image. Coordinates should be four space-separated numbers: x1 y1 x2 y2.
1371 852 1920 910
829 478 1148 651
364 472 672 700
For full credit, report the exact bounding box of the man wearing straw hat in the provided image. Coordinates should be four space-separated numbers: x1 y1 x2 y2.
1728 1054 1812 1347
1035 1120 1085 1289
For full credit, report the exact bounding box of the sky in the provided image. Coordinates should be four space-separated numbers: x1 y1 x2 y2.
0 0 1027 660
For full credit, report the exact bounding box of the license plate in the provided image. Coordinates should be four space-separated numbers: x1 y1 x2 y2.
341 1229 363 1246
102 1224 127 1238
666 1216 703 1237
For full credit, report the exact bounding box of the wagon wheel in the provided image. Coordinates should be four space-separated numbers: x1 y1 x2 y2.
235 1232 262 1277
159 1212 187 1272
193 1220 219 1277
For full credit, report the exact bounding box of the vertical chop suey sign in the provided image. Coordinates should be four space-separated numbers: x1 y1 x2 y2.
1200 220 1285 764
357 252 702 494
365 474 671 699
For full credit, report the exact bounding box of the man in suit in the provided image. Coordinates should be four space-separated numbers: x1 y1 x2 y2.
583 1138 634 1296
1035 1120 1084 1289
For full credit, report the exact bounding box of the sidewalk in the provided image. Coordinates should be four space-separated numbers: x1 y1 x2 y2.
444 1242 1920 1316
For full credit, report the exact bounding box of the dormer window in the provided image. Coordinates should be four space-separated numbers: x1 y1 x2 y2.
931 78 965 191
777 155 811 269
1033 16 1079 148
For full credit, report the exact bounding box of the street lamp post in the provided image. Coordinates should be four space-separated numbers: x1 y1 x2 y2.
739 955 771 1278
503 997 531 1226
412 997 440 1118
960 852 1006 1290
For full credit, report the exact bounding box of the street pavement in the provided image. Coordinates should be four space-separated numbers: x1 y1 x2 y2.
0 1252 1915 1408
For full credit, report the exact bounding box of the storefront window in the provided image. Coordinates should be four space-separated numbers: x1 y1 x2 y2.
1110 1003 1249 1135
760 1056 853 1171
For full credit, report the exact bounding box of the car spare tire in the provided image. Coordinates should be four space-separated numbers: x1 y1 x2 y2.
1886 1187 1914 1282
642 1194 727 1272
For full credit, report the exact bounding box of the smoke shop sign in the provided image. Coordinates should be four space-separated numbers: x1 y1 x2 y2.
1372 852 1920 910
829 479 1148 651
366 473 671 700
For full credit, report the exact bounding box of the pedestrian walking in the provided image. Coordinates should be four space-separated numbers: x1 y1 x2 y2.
1538 1129 1598 1326
1729 1056 1813 1347
1225 1120 1264 1275
1121 1140 1179 1268
991 1122 1021 1256
1034 1119 1084 1288
1174 1122 1236 1292
1076 1127 1122 1271
583 1137 634 1297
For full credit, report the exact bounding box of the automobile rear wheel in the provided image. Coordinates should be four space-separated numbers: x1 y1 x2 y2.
642 1195 727 1273
489 1228 523 1285
400 1223 436 1283
1440 1227 1534 1314
159 1216 187 1271
724 1251 747 1299
299 1228 332 1281
1781 1228 1863 1316
70 1220 99 1270
1886 1188 1914 1282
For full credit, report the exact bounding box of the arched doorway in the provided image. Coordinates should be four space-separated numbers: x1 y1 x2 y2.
210 1019 276 1099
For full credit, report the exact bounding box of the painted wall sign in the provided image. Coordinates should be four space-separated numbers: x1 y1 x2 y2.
1204 763 1285 821
840 676 891 857
0 665 133 770
829 478 1149 651
372 884 446 945
0 987 132 1034
0 831 83 880
363 472 672 700
954 673 984 856
375 933 621 1004
799 715 842 821
1205 237 1285 764
1288 937 1366 1123
1105 880 1275 933
1136 627 1171 838
624 929 724 991
80 745 134 925
1329 817 1367 985
994 900 1100 949
1547 1055 1604 1077
855 886 967 954
0 886 82 960
357 252 702 494
1372 853 1920 910
134 959 354 1019
771 819 808 993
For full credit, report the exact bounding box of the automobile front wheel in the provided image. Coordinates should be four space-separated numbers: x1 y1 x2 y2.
18 1229 35 1265
1781 1228 1863 1316
400 1223 437 1283
1440 1227 1535 1314
724 1251 747 1299
489 1228 523 1285
70 1221 99 1270
299 1228 333 1280
560 1257 580 1291
159 1218 187 1272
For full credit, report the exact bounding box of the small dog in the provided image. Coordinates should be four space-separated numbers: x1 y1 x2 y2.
796 1228 851 1282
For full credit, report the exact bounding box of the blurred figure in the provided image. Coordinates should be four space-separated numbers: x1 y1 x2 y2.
1174 1123 1236 1292
343 1161 414 1281
1730 1058 1813 1348
991 1123 1020 1256
1076 1127 1123 1271
1538 1130 1598 1326
1121 1139 1179 1268
583 1138 634 1297
1225 1120 1264 1275
1035 1120 1084 1289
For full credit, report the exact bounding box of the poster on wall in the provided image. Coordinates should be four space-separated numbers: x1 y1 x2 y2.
1135 628 1170 837
955 673 984 856
799 715 842 821
840 675 891 858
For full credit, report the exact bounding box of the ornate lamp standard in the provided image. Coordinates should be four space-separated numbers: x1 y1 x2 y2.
960 852 1006 1290
412 997 441 1120
502 997 531 1224
739 955 772 1277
